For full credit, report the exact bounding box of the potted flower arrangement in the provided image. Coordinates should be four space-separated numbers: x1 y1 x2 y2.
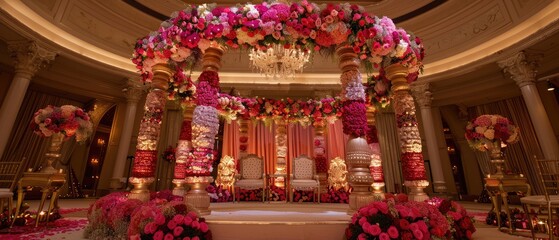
465 114 520 176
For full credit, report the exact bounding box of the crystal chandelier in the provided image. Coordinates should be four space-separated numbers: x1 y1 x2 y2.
249 43 311 79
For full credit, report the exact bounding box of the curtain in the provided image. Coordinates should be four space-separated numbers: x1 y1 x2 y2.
155 107 183 190
468 96 545 194
376 111 404 193
222 121 240 162
248 122 276 174
326 120 347 160
286 123 314 176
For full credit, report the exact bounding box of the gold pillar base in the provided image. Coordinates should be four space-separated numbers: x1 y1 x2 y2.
348 193 375 214
372 183 385 201
172 179 187 196
128 177 154 202
407 186 429 202
185 176 212 215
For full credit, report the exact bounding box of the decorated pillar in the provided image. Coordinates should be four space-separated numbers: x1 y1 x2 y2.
110 78 145 189
172 105 194 196
185 44 223 215
384 64 429 202
336 45 374 212
0 41 56 159
410 82 448 194
274 118 288 187
129 64 173 201
366 106 385 200
498 51 559 160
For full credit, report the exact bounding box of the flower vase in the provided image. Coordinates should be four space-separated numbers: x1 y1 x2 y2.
488 140 505 177
41 132 65 173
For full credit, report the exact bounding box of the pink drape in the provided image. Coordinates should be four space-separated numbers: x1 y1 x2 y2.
222 120 347 175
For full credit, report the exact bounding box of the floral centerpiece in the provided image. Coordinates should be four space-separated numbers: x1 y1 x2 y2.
464 114 520 152
30 105 93 142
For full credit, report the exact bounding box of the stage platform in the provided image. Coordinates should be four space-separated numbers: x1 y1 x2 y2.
205 202 351 240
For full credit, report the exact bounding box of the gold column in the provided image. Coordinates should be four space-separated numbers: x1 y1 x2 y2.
336 45 374 212
185 44 224 215
274 118 288 187
129 63 173 202
314 123 328 192
384 64 429 202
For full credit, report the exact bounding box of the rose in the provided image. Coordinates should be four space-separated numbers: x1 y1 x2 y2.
173 226 184 236
387 226 399 238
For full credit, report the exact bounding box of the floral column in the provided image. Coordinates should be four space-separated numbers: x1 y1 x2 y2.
185 45 223 215
384 64 429 202
337 45 374 212
129 63 173 202
172 105 194 196
366 106 385 200
238 117 249 161
274 118 288 187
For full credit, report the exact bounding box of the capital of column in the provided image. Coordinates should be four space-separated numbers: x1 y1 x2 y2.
410 82 432 108
497 51 542 88
123 78 147 103
8 41 56 76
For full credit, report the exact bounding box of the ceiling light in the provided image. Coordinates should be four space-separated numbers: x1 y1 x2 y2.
547 81 555 91
249 43 311 79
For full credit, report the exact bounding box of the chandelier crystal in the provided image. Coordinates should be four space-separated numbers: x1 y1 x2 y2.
249 43 311 79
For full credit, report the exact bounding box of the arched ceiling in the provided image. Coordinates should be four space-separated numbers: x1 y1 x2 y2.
1 0 559 104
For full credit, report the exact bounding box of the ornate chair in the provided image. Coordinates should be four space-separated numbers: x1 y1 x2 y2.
234 154 266 202
328 157 349 191
215 155 237 200
0 158 25 225
289 155 320 203
521 156 559 240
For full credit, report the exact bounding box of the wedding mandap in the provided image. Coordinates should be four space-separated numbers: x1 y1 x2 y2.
0 0 559 240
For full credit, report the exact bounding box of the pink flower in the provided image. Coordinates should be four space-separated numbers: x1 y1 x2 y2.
167 219 178 230
144 222 158 234
379 232 390 240
369 224 381 236
192 220 200 229
413 229 423 239
173 214 185 224
154 230 164 240
174 226 184 236
155 213 166 225
387 226 399 238
192 237 200 240
184 216 193 225
164 233 174 240
200 222 209 232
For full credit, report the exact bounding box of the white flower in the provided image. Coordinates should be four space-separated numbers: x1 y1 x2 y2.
483 129 495 140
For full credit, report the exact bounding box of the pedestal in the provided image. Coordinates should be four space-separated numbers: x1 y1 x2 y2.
41 132 65 174
185 176 212 215
128 177 153 202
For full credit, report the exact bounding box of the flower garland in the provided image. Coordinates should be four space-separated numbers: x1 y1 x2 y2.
189 70 220 177
216 93 246 123
313 136 328 173
174 118 193 181
465 114 520 152
366 70 392 108
168 68 196 104
30 105 93 142
132 1 424 83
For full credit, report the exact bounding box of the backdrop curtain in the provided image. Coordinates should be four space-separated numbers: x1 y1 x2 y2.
468 96 545 194
376 111 403 193
222 120 346 176
155 106 183 190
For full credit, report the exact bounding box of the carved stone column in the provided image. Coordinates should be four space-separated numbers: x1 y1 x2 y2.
274 118 288 187
185 44 224 215
110 78 146 189
336 45 374 212
129 64 173 201
498 52 559 160
366 106 385 200
411 82 448 195
173 105 194 196
0 41 56 158
385 64 429 202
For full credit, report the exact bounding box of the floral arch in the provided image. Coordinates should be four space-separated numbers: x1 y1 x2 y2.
129 0 428 212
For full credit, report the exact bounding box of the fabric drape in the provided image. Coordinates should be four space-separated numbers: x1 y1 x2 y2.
376 111 404 193
468 96 545 194
286 123 314 176
155 107 183 190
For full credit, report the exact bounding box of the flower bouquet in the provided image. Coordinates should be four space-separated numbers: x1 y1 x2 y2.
206 184 233 202
320 186 350 203
464 114 519 152
430 198 476 239
30 105 93 142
